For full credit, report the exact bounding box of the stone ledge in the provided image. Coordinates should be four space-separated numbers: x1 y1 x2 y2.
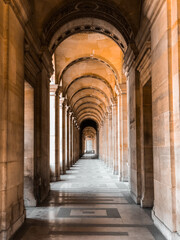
152 210 180 240
0 212 25 240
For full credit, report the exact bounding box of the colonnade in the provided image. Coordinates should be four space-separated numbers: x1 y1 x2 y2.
50 84 80 181
99 83 128 181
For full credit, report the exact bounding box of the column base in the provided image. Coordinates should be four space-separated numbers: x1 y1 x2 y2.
130 191 140 204
113 170 119 175
50 176 60 182
0 211 25 240
119 176 128 182
140 197 153 208
152 210 180 240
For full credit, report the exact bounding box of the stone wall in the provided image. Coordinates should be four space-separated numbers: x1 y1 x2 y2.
0 2 25 239
124 0 180 238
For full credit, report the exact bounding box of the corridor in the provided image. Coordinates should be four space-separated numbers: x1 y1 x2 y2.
13 157 166 240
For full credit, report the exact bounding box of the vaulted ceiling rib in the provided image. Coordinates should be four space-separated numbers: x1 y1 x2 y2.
53 32 124 126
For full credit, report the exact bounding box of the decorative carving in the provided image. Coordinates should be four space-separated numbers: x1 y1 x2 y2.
76 2 98 11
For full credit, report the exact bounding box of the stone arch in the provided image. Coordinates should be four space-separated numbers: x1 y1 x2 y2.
77 108 103 120
72 95 107 111
75 102 104 116
69 87 110 105
43 0 135 51
60 56 119 85
64 74 114 97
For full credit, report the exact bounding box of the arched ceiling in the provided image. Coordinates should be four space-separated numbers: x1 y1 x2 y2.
54 32 124 126
32 0 141 41
28 0 141 129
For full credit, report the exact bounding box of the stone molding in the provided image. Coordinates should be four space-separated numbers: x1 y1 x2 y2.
123 45 136 75
124 40 151 79
143 0 165 27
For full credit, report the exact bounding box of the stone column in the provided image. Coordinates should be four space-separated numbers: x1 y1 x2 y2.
50 84 60 181
102 121 106 162
117 92 121 179
71 116 74 165
112 100 118 174
55 88 60 181
62 99 67 174
96 128 99 157
72 118 75 164
123 61 141 203
105 113 109 165
119 84 128 181
69 112 73 167
108 110 113 169
99 126 102 159
59 97 63 174
66 107 70 170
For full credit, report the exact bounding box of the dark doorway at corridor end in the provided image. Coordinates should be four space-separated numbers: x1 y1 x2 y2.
80 119 99 159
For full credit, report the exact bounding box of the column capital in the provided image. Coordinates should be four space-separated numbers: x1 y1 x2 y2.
119 83 127 94
62 98 68 107
116 83 127 95
55 86 62 97
50 84 58 93
107 105 112 114
69 111 73 117
112 97 118 107
65 104 70 112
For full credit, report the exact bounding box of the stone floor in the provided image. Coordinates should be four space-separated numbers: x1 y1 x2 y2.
12 157 166 240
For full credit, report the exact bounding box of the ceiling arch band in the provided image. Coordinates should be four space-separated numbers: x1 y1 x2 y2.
74 102 105 116
69 87 110 105
64 74 114 97
78 114 102 125
76 107 103 119
60 56 119 85
72 95 107 111
77 112 102 123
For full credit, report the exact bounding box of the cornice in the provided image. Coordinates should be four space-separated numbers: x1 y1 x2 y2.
3 0 31 27
143 0 165 27
136 41 151 71
123 45 136 75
